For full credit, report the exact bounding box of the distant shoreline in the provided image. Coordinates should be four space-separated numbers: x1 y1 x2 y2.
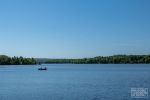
0 55 37 65
37 55 150 64
0 54 150 65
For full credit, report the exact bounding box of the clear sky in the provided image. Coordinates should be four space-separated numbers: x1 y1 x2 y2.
0 0 150 58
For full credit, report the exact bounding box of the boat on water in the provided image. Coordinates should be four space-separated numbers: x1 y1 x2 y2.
38 67 47 70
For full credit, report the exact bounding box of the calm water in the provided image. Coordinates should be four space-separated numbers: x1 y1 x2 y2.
0 64 150 100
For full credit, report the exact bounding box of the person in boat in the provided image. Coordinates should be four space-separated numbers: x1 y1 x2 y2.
38 67 47 70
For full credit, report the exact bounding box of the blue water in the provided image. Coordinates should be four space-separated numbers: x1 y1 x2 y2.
0 64 150 100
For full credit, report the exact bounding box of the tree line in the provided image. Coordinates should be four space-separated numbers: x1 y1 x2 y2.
1 55 150 65
44 55 150 64
0 55 37 65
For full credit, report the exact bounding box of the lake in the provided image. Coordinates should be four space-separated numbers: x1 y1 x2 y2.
0 64 150 100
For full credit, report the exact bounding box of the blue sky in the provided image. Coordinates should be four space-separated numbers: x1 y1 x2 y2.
0 0 150 58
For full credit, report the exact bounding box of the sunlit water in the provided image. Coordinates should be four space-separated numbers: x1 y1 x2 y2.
0 64 150 100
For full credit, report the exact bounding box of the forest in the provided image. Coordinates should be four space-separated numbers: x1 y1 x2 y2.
0 55 37 65
1 55 150 65
44 55 150 64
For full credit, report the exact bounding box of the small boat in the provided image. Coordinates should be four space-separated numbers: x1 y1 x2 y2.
38 67 47 70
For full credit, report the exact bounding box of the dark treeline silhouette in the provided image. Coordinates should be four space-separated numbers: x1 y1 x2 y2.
1 55 150 65
44 55 150 64
0 55 37 65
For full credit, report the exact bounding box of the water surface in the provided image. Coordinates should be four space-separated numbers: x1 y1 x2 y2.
0 64 150 100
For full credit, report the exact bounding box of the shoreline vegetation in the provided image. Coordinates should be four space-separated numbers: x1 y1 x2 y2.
38 55 150 64
0 55 150 65
0 55 36 65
